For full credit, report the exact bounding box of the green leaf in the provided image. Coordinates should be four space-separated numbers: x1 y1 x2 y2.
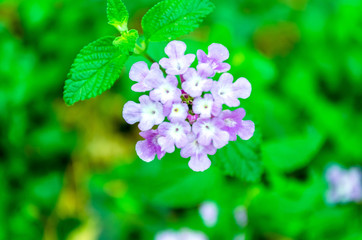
113 29 139 52
134 150 222 208
107 0 129 32
64 36 129 105
142 0 214 42
262 127 324 172
211 128 263 182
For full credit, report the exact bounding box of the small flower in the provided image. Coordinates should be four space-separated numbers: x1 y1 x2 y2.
136 129 165 162
219 109 255 141
187 113 199 124
122 95 164 131
192 94 221 119
234 206 248 228
150 75 181 105
182 67 213 98
159 40 195 75
129 61 163 92
181 134 216 172
199 201 218 228
156 228 208 240
166 102 189 122
211 73 251 107
192 118 229 149
326 165 362 204
197 43 231 76
157 121 191 153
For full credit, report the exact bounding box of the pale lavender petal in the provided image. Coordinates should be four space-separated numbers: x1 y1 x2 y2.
145 63 164 88
136 140 156 162
138 117 155 131
238 120 255 140
158 136 175 153
175 136 189 149
139 95 152 104
158 122 171 135
233 77 252 99
189 154 211 172
122 101 141 124
192 119 202 135
197 49 208 63
131 82 151 92
198 132 212 146
213 130 229 149
208 43 229 62
164 40 186 58
129 61 149 82
203 143 217 155
184 54 196 68
224 97 240 107
211 100 222 116
166 74 179 87
218 72 234 85
214 62 230 72
180 134 197 158
197 63 214 78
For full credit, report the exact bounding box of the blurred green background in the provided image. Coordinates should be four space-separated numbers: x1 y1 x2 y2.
0 0 361 239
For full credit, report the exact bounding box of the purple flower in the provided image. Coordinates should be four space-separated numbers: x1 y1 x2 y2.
197 43 231 76
326 165 362 204
219 109 255 141
192 118 229 149
181 134 216 172
123 40 255 172
156 228 208 240
211 73 251 107
159 41 195 75
136 129 165 162
192 94 221 119
187 113 199 124
157 121 191 153
199 201 218 228
181 67 213 98
129 61 163 92
166 102 189 122
150 75 181 105
122 95 164 131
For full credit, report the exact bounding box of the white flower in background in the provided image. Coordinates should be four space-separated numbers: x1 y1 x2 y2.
234 206 248 228
199 201 218 227
155 228 208 240
325 165 362 204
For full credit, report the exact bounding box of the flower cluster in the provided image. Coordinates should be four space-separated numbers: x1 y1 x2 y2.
325 165 362 204
122 40 255 172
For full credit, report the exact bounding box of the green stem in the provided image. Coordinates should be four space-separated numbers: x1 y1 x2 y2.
143 52 157 63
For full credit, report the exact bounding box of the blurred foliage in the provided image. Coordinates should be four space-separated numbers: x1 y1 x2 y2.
0 0 361 239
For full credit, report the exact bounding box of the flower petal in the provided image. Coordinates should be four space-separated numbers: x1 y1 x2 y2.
233 77 252 99
238 120 255 140
208 43 229 62
188 154 211 172
136 140 156 162
129 61 149 82
122 101 141 124
165 40 186 58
